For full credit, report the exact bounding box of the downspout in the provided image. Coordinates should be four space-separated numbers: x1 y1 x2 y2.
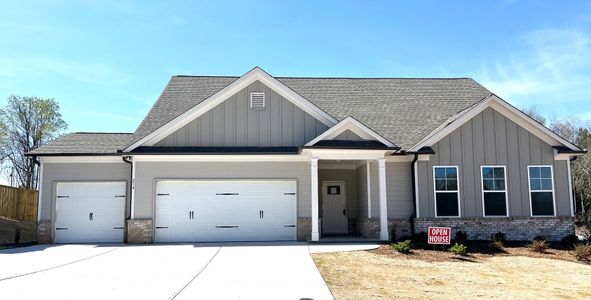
122 155 133 244
410 154 419 236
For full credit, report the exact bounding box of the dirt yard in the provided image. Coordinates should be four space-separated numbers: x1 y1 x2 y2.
312 245 591 299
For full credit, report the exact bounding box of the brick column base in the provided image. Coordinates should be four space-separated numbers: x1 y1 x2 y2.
358 218 380 239
127 219 153 244
36 220 52 244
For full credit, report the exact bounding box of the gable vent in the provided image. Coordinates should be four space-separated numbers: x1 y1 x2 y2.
249 92 265 110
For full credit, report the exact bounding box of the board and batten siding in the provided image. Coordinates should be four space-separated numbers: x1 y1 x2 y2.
154 80 329 147
39 163 131 221
417 107 571 218
356 161 413 219
133 161 312 219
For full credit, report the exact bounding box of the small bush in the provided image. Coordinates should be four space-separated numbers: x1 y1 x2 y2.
528 239 549 253
411 231 428 247
492 232 507 243
533 235 547 242
454 231 469 244
449 243 467 255
391 240 412 254
561 234 579 246
573 243 591 262
491 240 505 250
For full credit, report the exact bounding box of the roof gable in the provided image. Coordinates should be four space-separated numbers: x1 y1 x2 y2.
124 67 337 151
409 94 583 152
305 116 397 148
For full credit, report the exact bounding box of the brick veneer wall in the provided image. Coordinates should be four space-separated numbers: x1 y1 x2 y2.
36 220 52 244
414 217 575 241
127 219 153 244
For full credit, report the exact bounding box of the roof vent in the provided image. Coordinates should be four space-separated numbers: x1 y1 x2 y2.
249 92 265 110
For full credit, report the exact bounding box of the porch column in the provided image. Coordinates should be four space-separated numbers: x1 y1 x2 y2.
378 158 389 241
311 158 320 241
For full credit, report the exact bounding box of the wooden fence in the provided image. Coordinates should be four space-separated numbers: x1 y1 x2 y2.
0 185 38 221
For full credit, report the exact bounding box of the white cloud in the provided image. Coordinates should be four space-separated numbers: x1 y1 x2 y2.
0 56 129 86
477 28 591 107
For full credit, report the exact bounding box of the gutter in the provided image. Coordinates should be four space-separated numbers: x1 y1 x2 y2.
410 154 419 236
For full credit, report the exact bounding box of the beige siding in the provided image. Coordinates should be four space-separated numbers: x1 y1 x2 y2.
417 107 572 218
387 162 413 218
333 130 364 141
40 163 131 221
155 80 329 147
356 164 369 218
133 161 311 219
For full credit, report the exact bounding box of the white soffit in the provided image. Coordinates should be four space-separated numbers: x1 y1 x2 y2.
123 67 338 152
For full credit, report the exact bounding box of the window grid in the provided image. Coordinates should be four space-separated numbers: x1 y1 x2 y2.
481 166 508 217
433 166 460 218
528 165 556 217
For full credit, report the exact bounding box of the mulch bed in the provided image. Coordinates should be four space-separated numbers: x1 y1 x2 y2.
372 241 588 264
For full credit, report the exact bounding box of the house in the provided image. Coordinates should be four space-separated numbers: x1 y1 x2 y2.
28 67 585 244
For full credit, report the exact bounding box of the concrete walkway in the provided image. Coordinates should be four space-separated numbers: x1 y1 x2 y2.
0 243 333 300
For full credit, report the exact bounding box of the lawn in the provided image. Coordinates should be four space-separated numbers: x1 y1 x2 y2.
312 244 591 299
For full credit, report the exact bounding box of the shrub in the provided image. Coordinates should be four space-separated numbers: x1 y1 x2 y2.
573 243 591 262
449 243 467 255
411 231 428 247
561 234 579 246
492 232 507 243
528 239 549 253
454 231 469 244
391 240 412 254
533 235 547 242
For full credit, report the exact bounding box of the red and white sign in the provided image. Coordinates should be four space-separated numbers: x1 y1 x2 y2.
428 227 451 245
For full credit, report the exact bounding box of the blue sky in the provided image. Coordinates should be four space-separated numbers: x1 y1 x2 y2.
1 1 590 133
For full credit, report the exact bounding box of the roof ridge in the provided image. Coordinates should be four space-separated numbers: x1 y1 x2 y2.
72 132 134 135
173 75 474 80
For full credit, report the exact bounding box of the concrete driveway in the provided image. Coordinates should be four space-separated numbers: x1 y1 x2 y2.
0 242 333 300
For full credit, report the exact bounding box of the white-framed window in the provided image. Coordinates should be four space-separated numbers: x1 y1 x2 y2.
249 92 265 110
528 165 556 216
481 166 508 217
433 166 460 217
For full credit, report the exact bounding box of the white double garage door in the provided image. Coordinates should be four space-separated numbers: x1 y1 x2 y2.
155 180 297 242
54 180 297 243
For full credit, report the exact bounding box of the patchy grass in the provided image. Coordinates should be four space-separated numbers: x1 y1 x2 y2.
312 244 591 300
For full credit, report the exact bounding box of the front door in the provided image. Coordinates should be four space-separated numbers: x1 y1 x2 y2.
322 181 347 234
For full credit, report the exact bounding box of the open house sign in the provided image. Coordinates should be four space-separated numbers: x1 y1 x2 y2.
427 227 451 245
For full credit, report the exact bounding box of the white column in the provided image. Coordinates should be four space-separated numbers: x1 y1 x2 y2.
366 160 372 218
130 158 136 220
311 158 320 241
567 159 574 217
36 160 44 222
378 158 389 241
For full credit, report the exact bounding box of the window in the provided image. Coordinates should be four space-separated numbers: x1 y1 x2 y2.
528 166 555 216
327 185 341 195
481 166 508 216
249 92 265 110
433 166 460 217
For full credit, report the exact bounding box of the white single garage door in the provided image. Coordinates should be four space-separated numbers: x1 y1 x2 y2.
155 180 297 242
54 182 126 243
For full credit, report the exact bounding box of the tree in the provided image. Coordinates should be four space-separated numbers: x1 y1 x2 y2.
521 106 547 125
0 96 67 189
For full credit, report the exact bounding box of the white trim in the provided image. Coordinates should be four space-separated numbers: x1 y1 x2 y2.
410 95 581 152
366 160 372 219
130 159 136 220
378 158 388 241
36 161 44 221
132 154 308 162
311 158 319 241
432 166 461 218
305 116 396 147
414 159 420 218
386 155 414 162
318 163 357 170
125 67 338 151
480 165 509 217
567 160 575 217
301 149 391 160
39 156 125 164
527 165 557 217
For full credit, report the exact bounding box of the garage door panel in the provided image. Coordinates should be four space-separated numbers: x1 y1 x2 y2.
155 180 296 243
55 182 126 243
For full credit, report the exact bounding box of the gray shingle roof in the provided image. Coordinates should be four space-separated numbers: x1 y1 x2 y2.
31 75 493 155
29 133 135 155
